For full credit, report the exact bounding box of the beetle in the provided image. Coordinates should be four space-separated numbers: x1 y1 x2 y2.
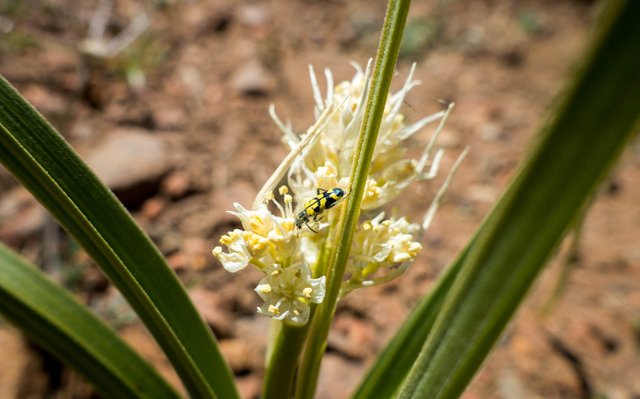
295 187 347 233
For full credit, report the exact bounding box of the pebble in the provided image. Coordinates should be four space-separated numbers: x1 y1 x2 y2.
235 316 270 349
328 314 375 360
21 85 67 116
140 197 167 220
189 287 234 338
161 170 191 199
0 187 46 245
219 338 263 373
236 4 270 29
152 106 187 130
82 129 172 207
315 354 363 399
467 184 499 204
478 122 504 142
229 60 276 97
236 374 262 399
181 236 213 271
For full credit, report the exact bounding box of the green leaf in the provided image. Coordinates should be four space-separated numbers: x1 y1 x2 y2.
398 0 640 397
352 242 471 399
0 75 238 399
0 243 180 399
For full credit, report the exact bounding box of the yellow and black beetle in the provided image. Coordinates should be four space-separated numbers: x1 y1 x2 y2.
295 187 347 233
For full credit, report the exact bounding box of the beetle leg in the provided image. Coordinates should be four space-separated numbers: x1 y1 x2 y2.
305 221 319 234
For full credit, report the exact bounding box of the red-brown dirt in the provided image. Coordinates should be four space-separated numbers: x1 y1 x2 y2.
1 1 638 398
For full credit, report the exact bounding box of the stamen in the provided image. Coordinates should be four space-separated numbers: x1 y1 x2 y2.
271 194 286 217
268 305 280 315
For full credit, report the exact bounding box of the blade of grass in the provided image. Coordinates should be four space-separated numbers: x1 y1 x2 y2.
295 1 411 398
0 75 238 399
0 242 181 399
398 0 640 397
261 321 310 399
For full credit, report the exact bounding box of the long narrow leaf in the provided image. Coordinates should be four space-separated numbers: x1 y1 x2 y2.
0 76 238 399
398 0 640 397
0 243 181 399
352 241 471 399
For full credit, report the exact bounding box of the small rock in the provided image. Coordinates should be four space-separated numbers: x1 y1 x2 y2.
140 197 167 220
461 25 489 56
341 289 407 334
167 252 186 271
219 338 262 373
236 374 262 399
230 60 276 97
478 122 504 142
153 106 187 130
21 85 67 116
237 4 270 29
216 267 264 314
315 354 363 399
235 317 270 349
189 287 234 338
181 236 213 271
161 170 191 199
329 314 375 360
0 15 13 34
0 187 47 245
496 368 530 399
82 129 172 207
70 119 96 140
468 184 499 204
436 127 463 147
42 46 81 92
204 83 225 107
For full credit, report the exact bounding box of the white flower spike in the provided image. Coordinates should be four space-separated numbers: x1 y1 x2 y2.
213 62 465 325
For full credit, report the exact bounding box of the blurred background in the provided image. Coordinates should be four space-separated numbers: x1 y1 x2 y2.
0 0 638 398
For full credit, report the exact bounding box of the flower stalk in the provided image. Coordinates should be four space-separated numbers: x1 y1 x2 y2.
294 0 412 397
211 1 466 397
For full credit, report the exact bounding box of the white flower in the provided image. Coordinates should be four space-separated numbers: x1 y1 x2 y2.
212 187 328 325
255 262 326 326
212 192 299 273
212 230 251 273
342 213 422 294
213 62 466 322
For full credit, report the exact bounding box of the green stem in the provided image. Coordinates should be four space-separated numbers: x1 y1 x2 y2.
294 1 411 398
262 323 310 399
